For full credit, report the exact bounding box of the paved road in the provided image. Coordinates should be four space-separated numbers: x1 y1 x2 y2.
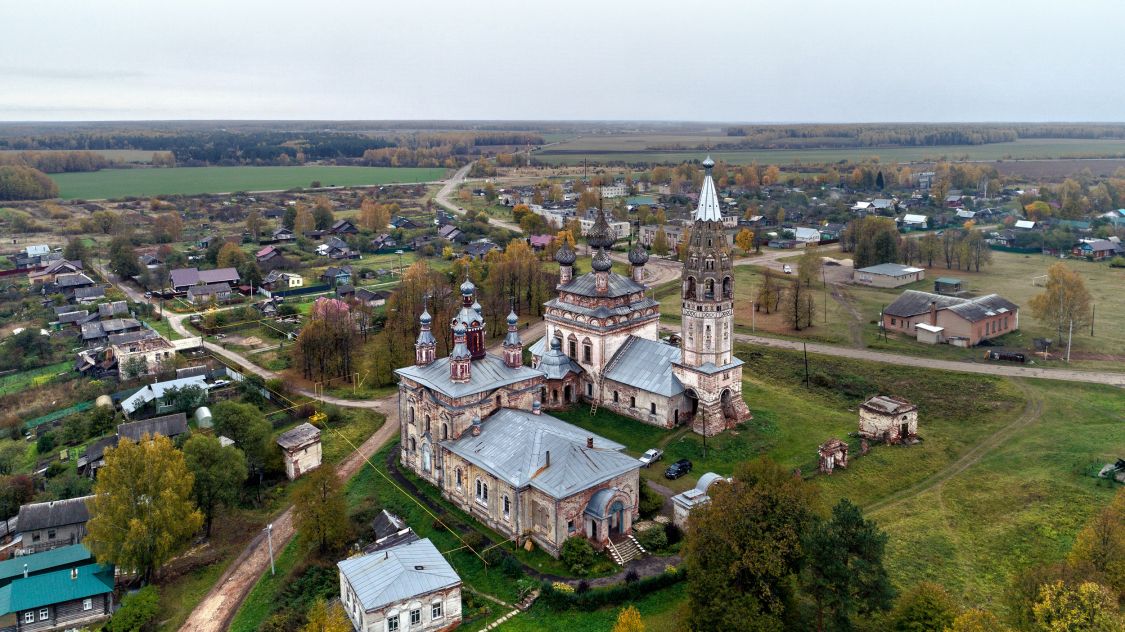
729 331 1125 387
180 404 401 632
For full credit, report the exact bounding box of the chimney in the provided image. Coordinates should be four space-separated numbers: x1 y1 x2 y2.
929 301 937 326
544 450 550 468
471 417 482 437
532 400 541 415
71 567 78 580
587 437 594 448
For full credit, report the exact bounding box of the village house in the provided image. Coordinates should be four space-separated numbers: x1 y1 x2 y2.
329 219 358 235
255 245 284 266
72 286 106 304
463 240 499 260
15 497 93 555
320 266 352 287
438 224 464 243
792 227 821 244
110 332 176 379
261 270 303 293
0 545 114 632
670 472 730 530
391 216 420 230
119 375 210 417
370 234 397 250
1072 239 1124 261
852 263 925 288
169 267 240 293
355 288 390 308
272 227 295 242
276 422 322 480
117 412 189 443
80 318 143 347
186 282 233 305
882 289 1019 347
338 538 461 632
28 260 82 285
900 214 928 229
52 273 97 300
858 395 918 444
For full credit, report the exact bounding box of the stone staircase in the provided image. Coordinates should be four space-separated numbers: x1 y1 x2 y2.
607 535 646 566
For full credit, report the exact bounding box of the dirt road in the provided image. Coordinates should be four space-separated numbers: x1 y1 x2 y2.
731 332 1125 387
180 406 401 632
433 164 523 234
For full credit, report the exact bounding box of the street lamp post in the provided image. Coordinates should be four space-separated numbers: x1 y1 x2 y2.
265 523 275 576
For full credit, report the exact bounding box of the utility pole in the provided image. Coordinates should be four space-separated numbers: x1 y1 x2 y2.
1066 319 1074 363
822 267 828 324
1090 304 1095 337
803 342 810 389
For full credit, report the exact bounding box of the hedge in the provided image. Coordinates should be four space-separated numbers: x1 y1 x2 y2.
537 568 687 610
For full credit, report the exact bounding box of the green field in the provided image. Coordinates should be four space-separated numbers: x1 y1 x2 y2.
49 166 447 199
534 138 1125 165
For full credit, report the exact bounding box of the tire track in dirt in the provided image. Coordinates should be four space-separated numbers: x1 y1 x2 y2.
864 380 1044 516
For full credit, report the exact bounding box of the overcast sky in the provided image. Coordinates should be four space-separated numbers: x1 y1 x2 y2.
4 0 1124 122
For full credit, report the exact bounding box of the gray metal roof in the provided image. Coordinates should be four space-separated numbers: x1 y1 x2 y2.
277 422 321 450
73 286 106 300
544 295 659 322
442 408 638 499
861 395 916 415
695 165 722 221
118 412 189 442
884 290 1018 323
338 538 460 613
557 271 645 299
584 488 620 519
395 353 544 399
55 273 95 287
121 375 209 414
16 496 93 533
528 336 546 357
856 263 924 276
603 336 684 397
536 337 583 380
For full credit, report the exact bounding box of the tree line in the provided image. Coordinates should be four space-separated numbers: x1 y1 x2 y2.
841 217 993 272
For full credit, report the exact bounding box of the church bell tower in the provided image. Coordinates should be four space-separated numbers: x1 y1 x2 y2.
674 157 752 436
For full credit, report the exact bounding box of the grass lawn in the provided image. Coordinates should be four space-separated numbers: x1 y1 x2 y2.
868 379 1124 608
50 166 448 200
0 361 72 396
497 581 688 631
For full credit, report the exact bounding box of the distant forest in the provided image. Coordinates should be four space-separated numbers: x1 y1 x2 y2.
714 123 1125 150
0 128 544 168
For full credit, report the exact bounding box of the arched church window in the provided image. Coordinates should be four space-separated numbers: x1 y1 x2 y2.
705 279 715 299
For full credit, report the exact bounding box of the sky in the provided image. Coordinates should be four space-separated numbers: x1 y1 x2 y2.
3 0 1125 122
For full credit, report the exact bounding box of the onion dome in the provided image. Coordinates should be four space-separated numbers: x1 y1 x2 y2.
460 278 476 296
591 247 612 272
628 242 649 266
702 155 715 169
419 308 432 325
450 322 471 360
507 309 519 325
586 207 616 250
453 322 466 336
550 337 562 351
554 240 576 265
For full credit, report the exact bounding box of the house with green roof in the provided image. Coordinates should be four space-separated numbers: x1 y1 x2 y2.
0 548 113 631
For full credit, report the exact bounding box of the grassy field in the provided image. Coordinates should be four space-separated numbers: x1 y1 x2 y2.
554 346 1123 611
498 582 688 631
49 166 447 199
534 138 1125 165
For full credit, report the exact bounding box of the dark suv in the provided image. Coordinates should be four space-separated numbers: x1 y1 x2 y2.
664 459 693 479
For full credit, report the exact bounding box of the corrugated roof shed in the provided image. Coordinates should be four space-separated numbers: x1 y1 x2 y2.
117 413 189 442
277 422 321 451
338 538 460 613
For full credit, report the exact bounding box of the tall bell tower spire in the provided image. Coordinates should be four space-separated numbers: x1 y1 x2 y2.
673 157 752 436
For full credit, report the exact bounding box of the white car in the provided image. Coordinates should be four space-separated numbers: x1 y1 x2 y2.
638 448 664 467
782 264 793 274
210 379 231 388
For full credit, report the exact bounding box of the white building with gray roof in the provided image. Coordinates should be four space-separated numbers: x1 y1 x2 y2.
338 537 461 632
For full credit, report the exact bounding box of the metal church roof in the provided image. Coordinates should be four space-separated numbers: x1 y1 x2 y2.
395 354 544 399
442 408 638 499
695 158 723 222
603 336 685 397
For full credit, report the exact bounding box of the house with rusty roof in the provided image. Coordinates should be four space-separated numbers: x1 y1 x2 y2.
883 289 1019 346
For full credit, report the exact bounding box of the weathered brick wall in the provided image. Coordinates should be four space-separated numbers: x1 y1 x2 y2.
351 585 463 632
858 407 918 443
599 379 682 429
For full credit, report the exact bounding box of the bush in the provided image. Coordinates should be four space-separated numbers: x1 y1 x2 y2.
106 585 159 632
638 481 664 518
538 567 687 611
35 433 55 455
560 536 599 575
636 525 668 552
1109 256 1125 268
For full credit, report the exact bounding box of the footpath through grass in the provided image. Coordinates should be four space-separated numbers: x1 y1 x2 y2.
50 166 447 199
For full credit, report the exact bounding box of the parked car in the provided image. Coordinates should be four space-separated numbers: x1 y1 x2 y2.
782 264 793 274
664 458 693 479
210 379 231 388
639 448 664 467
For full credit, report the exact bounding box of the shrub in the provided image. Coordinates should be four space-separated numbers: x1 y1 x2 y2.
664 522 683 546
552 581 575 593
35 433 55 455
560 536 599 576
636 525 668 552
105 585 159 632
538 568 688 611
500 553 523 578
1109 256 1125 268
638 481 664 518
577 580 590 594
